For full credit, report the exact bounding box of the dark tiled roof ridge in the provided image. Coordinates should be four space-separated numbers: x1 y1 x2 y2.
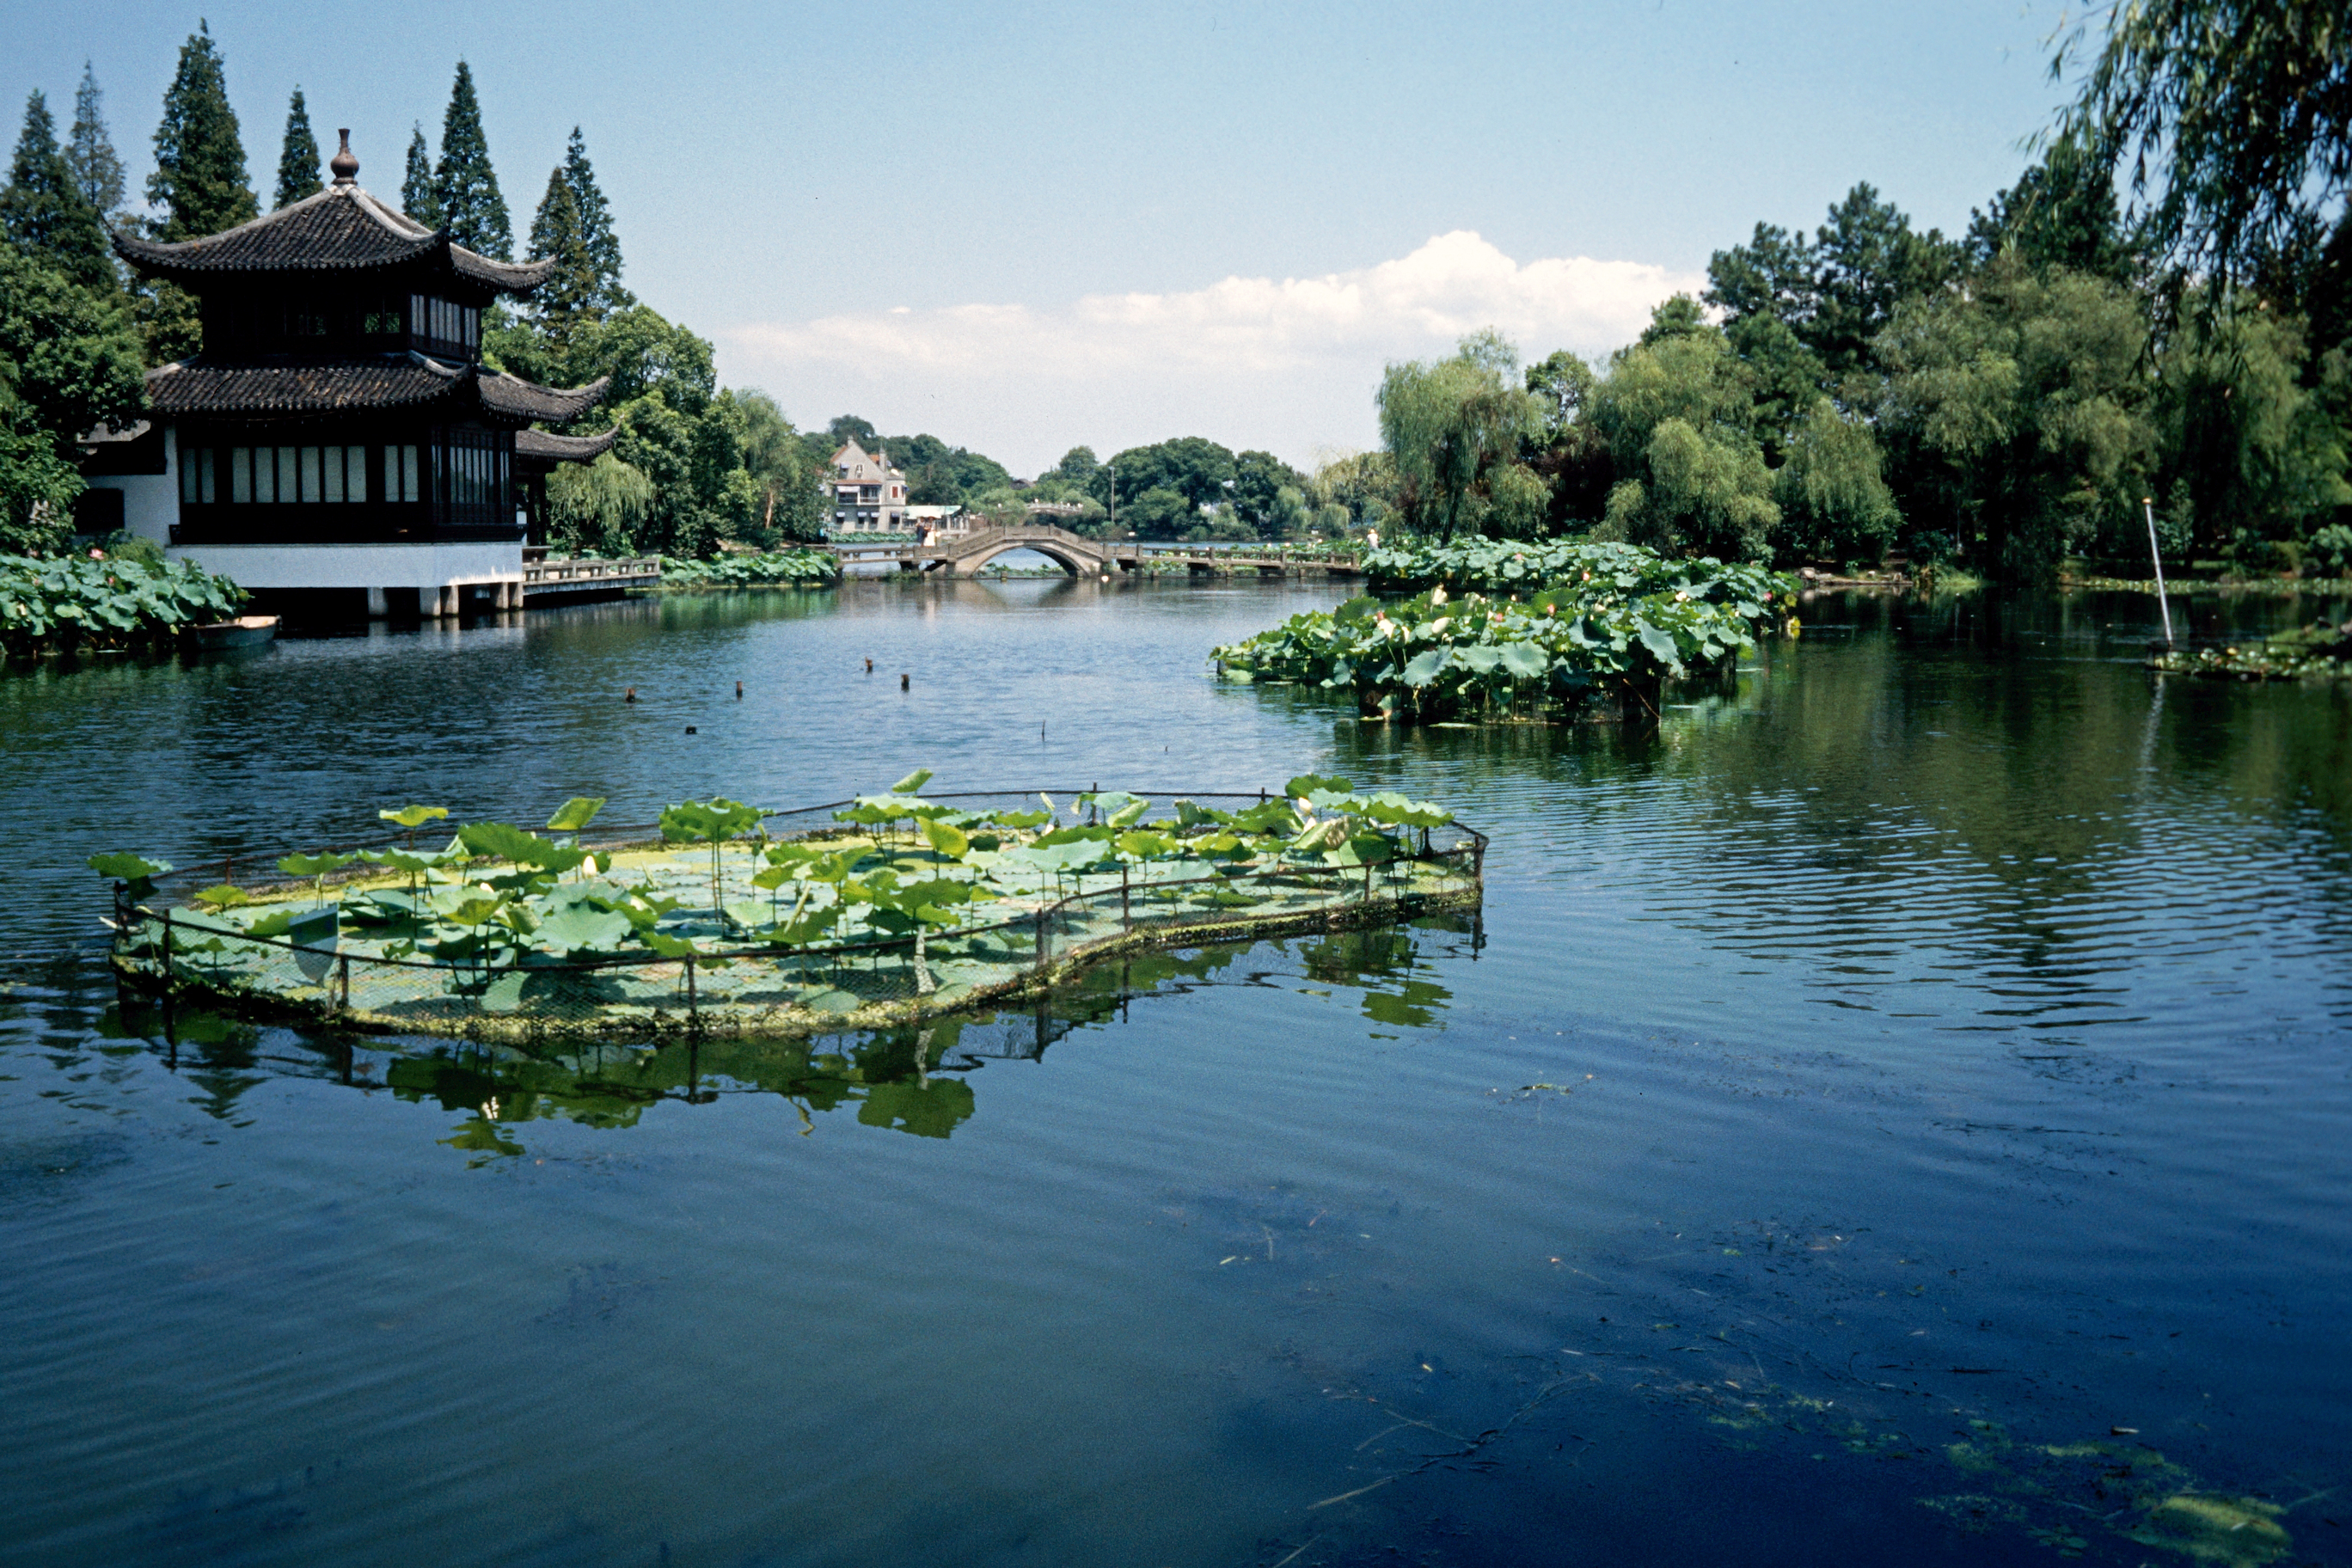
114 185 555 292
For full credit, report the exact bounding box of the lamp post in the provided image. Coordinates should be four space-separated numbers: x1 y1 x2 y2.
2142 494 2174 647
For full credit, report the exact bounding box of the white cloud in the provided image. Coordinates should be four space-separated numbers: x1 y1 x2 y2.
720 232 1701 475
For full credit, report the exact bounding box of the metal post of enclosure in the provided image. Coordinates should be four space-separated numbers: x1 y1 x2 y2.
337 952 351 1015
1122 866 1131 931
684 955 700 1037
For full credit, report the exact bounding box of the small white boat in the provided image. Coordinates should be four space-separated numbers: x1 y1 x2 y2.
193 615 279 649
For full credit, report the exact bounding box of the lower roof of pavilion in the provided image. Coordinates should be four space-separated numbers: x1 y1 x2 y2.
148 352 610 432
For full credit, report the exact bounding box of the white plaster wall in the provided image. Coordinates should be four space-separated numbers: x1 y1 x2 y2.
83 426 178 545
164 540 523 590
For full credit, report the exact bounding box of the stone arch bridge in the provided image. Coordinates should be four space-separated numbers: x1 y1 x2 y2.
827 522 1357 579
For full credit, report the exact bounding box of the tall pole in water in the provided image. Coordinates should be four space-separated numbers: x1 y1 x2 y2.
2142 495 2175 647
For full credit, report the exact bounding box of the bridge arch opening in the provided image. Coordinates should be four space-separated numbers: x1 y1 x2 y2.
960 541 1099 577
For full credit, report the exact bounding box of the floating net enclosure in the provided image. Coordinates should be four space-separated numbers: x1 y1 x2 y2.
106 790 1485 1043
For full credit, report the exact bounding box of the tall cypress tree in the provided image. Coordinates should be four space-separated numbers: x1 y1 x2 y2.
430 61 510 259
524 168 596 348
559 127 631 311
64 63 126 224
401 124 438 227
147 21 256 241
273 86 321 208
2 92 114 293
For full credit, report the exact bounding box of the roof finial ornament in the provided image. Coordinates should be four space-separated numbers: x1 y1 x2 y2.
330 129 359 187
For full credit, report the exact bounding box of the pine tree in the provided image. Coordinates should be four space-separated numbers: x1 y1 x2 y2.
559 127 631 311
2 92 115 293
147 21 256 241
64 63 126 224
430 61 510 259
273 86 321 208
401 124 438 227
524 167 597 348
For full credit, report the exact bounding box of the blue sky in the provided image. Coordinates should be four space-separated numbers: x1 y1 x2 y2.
9 1 2079 473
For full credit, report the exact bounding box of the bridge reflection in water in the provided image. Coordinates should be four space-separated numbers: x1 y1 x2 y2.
829 522 1363 579
100 915 1473 1157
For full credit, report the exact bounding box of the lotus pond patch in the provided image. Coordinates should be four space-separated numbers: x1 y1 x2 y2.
1 554 248 656
1211 541 1795 722
96 775 1483 1041
2147 618 2352 682
656 548 840 587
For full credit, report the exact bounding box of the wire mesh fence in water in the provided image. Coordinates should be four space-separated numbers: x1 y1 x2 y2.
106 792 1485 1042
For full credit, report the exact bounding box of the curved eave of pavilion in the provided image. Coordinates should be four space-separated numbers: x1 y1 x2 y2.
141 353 609 428
514 426 620 465
478 372 611 425
113 184 556 296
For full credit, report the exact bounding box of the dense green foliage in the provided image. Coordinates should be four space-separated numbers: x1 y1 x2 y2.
1214 542 1792 721
0 247 144 552
431 62 510 260
1 552 246 653
658 548 840 586
271 88 320 209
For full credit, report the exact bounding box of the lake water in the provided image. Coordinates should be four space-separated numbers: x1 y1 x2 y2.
3 578 2349 1567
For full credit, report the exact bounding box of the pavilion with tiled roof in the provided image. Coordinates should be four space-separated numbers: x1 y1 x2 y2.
81 131 616 618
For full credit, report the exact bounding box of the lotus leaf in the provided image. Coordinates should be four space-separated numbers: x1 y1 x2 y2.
1401 648 1449 686
1285 774 1353 801
88 852 171 885
193 885 248 909
545 797 607 832
1499 641 1549 679
890 769 934 795
1116 830 1180 861
459 822 587 873
1325 832 1394 867
921 818 971 860
532 904 634 955
380 805 449 829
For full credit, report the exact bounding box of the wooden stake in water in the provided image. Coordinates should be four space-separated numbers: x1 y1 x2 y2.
2143 495 2175 647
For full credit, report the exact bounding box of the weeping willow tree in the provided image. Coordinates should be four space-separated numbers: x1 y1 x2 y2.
548 452 653 556
1376 330 1540 541
2052 0 2349 304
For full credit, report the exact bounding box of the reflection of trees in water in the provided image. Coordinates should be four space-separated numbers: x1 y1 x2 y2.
99 914 1478 1155
1321 586 2352 1020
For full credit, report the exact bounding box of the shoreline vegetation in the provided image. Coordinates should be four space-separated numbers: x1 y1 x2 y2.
95 773 1479 1040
